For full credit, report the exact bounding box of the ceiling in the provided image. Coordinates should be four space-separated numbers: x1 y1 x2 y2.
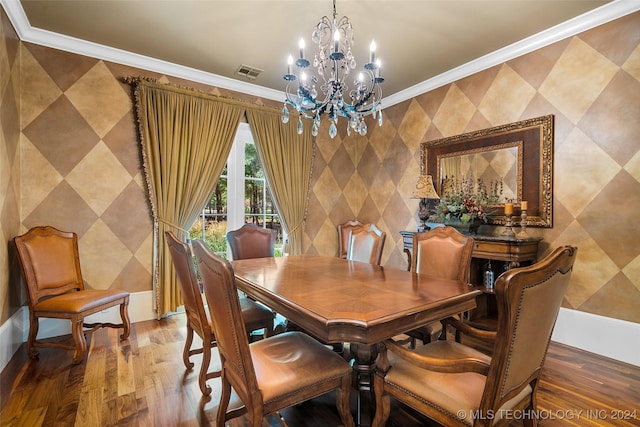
10 1 635 106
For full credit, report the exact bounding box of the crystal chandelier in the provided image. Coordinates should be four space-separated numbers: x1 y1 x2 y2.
281 0 384 139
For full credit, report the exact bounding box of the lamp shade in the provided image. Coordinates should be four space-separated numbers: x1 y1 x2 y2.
411 175 439 199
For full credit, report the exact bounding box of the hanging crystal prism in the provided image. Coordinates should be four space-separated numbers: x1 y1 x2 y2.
358 120 367 136
297 116 304 135
329 121 338 139
281 105 290 124
350 116 358 129
311 115 321 137
378 110 383 127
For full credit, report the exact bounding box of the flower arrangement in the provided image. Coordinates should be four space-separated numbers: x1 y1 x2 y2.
434 175 503 224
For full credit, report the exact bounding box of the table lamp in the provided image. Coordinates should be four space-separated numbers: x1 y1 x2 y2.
411 175 440 232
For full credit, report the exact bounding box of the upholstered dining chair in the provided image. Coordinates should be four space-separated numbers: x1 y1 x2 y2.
372 245 577 427
14 226 130 364
226 223 279 332
406 226 474 347
226 223 277 260
346 223 386 265
165 231 274 396
337 219 363 259
191 239 355 427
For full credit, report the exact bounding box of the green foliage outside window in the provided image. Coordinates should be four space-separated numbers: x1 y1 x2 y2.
189 217 228 258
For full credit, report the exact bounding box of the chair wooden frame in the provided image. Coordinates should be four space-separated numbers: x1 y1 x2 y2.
346 223 386 265
192 240 355 427
373 246 578 427
14 226 130 364
165 231 274 396
337 219 363 259
226 224 277 260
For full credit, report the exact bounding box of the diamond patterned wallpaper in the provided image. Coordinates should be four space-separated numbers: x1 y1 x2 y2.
0 8 20 325
304 12 640 323
0 8 638 327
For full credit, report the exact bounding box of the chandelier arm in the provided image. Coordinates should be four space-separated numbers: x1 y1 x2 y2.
352 92 376 112
284 99 320 120
349 71 376 106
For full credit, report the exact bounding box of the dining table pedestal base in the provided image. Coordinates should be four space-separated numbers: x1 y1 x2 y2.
350 343 378 427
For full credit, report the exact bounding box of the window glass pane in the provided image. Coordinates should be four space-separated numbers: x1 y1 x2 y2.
244 142 262 178
243 143 284 255
245 177 265 219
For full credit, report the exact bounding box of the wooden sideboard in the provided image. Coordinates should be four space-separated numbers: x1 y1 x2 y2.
400 230 543 327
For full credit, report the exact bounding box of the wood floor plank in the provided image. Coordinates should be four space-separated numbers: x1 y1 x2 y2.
51 362 84 426
12 406 46 427
117 346 136 397
0 388 30 426
75 386 103 427
1 314 638 427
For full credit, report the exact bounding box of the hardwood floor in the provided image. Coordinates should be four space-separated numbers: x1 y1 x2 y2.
1 314 638 426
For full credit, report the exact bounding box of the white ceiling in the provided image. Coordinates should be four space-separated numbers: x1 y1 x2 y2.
7 1 639 106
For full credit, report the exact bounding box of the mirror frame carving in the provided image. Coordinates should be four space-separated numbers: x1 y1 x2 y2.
420 115 554 227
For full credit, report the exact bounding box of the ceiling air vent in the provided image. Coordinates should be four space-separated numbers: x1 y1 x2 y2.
236 64 263 80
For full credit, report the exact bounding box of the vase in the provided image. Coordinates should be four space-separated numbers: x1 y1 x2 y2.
444 217 482 234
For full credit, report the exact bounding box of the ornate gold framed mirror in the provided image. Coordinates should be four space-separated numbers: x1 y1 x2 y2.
420 115 554 227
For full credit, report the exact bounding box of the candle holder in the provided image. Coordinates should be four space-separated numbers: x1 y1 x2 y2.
501 213 516 237
516 209 529 238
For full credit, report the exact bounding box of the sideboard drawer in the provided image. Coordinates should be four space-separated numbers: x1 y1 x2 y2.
472 239 540 263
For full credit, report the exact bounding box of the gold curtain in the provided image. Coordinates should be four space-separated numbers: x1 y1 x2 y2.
246 109 314 255
134 79 244 315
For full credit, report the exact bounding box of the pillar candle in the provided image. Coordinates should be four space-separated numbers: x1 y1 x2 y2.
521 201 528 211
504 203 514 215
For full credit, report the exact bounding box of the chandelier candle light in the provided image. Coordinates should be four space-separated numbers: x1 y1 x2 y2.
282 0 384 138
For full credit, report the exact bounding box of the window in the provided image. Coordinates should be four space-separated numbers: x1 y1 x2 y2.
189 123 284 258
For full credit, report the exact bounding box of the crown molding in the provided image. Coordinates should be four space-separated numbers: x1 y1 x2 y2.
2 0 639 108
383 0 640 108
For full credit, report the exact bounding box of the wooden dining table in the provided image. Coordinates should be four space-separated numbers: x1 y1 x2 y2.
231 254 481 425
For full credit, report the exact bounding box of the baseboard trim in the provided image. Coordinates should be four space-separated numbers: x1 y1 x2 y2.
0 290 156 372
552 307 640 367
0 306 28 372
